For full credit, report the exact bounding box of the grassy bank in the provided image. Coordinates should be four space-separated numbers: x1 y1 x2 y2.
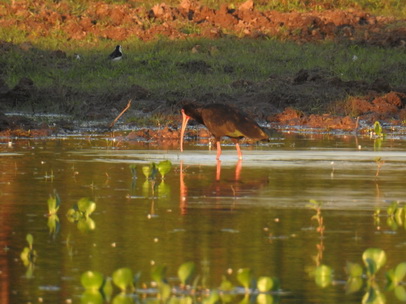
3 38 405 100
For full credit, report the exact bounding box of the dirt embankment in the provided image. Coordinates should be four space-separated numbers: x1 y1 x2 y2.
0 0 406 137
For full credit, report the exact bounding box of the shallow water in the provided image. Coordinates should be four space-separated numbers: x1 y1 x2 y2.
1 133 406 304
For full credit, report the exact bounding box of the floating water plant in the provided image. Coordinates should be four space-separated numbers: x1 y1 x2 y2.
157 160 172 179
237 268 253 292
314 265 333 288
362 248 387 279
81 271 104 291
66 197 97 232
373 121 384 137
142 163 158 180
46 190 61 237
178 261 196 287
81 262 282 303
112 267 135 292
47 190 61 216
20 233 37 278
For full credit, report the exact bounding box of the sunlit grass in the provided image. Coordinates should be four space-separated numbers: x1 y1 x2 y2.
2 38 405 93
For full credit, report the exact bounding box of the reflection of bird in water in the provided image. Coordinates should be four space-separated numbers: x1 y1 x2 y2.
179 160 269 213
180 103 269 160
108 45 123 61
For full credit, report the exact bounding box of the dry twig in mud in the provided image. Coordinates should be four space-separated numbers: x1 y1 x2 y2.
110 99 132 128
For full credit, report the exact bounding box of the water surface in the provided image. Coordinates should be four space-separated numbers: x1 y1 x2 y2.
1 134 406 303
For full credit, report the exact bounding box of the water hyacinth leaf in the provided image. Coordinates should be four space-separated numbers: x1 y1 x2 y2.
345 277 363 294
237 268 253 290
26 233 34 249
142 163 158 180
159 282 171 302
314 265 333 288
142 165 152 179
151 265 167 283
373 121 383 137
257 276 274 293
112 268 133 292
81 290 104 304
157 160 172 179
394 262 406 283
362 248 387 276
47 192 60 215
77 198 96 216
362 285 385 304
219 276 234 291
47 214 60 236
81 271 104 290
20 247 31 266
178 261 196 286
395 286 406 302
203 290 220 304
346 262 363 277
395 207 404 225
77 217 96 232
387 201 398 216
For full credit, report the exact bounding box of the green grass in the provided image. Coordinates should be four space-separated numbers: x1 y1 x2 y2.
1 38 405 115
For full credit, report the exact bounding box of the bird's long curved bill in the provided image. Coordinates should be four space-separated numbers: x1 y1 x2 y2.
180 111 190 152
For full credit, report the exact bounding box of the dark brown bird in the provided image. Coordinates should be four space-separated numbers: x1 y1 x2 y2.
180 103 269 160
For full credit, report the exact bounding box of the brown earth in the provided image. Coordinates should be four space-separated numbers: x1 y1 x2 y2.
0 0 406 138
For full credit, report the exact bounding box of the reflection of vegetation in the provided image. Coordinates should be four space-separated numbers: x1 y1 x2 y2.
374 157 385 177
66 197 96 232
80 262 281 303
20 234 37 279
309 247 406 303
374 201 406 231
46 190 61 237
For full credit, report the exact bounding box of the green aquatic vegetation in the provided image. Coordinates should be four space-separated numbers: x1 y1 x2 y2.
373 121 384 137
157 160 172 179
81 263 281 303
46 190 61 236
178 261 196 287
112 267 135 292
312 265 333 288
142 163 158 180
363 248 387 279
237 268 254 291
383 201 406 230
81 271 105 291
20 233 37 278
47 190 61 215
66 197 97 232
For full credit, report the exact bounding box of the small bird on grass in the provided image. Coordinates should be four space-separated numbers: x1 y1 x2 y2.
108 45 123 61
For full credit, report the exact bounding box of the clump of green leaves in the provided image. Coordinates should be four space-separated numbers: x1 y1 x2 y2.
46 190 61 237
81 262 281 303
66 197 96 232
157 160 172 179
386 201 406 230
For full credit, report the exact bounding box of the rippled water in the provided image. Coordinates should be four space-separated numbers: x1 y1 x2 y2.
1 133 406 303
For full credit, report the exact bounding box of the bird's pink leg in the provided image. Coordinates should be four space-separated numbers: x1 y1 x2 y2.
216 159 221 181
235 143 242 160
216 141 222 160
